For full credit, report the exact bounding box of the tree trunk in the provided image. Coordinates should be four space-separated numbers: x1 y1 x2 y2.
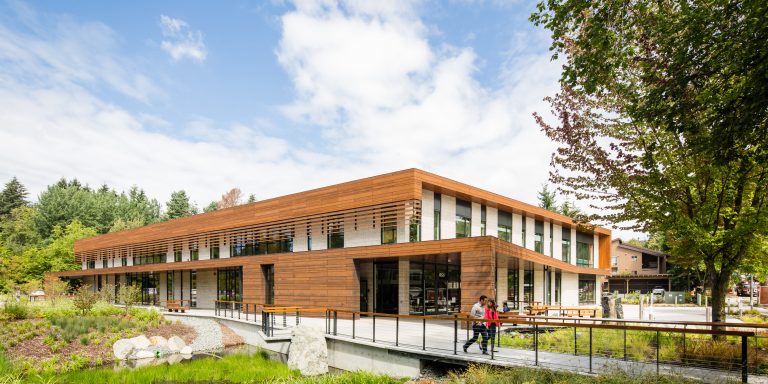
709 268 731 337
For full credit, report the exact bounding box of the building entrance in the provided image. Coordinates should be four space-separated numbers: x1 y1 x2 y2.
374 262 398 314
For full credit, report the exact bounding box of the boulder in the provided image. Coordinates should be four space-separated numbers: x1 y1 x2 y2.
168 336 186 352
287 325 328 376
134 349 156 359
128 335 151 350
180 346 193 355
166 354 184 364
112 339 134 360
149 336 168 348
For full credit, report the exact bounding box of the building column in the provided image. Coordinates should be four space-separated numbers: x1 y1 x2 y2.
495 254 507 309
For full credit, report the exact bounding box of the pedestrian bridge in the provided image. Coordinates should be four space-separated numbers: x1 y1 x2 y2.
163 301 768 384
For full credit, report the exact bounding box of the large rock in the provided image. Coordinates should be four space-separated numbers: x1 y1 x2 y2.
113 339 134 360
288 325 328 376
149 336 168 348
128 335 151 350
168 336 186 352
134 349 156 359
180 346 193 355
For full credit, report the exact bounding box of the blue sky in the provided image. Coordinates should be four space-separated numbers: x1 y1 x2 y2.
0 1 640 238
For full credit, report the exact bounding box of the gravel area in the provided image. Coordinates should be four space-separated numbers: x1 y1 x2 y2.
173 317 224 352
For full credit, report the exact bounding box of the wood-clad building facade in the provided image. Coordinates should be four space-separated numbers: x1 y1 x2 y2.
51 169 611 314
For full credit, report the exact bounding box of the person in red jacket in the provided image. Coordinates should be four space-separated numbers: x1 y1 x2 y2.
485 299 501 352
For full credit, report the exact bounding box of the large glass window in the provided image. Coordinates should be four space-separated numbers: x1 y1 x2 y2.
642 254 658 269
544 267 551 305
217 267 242 303
121 257 127 267
409 258 460 315
211 246 220 259
167 272 174 301
328 219 344 248
455 199 471 238
576 232 593 267
307 226 312 251
534 220 544 253
381 214 397 244
190 247 199 261
507 267 519 309
231 235 292 256
126 272 160 305
102 259 108 269
434 193 441 240
578 275 596 305
409 222 420 242
190 271 197 308
87 260 95 269
174 250 182 262
521 217 527 247
523 267 534 305
555 271 562 305
498 211 512 242
562 229 571 263
549 223 554 256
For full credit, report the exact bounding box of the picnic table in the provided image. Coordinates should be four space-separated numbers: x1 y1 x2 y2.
161 299 192 313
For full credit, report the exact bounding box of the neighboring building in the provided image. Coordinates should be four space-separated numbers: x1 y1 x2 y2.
607 239 671 294
51 169 611 315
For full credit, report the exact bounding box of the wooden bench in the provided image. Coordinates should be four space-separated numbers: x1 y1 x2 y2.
561 308 598 317
162 300 190 313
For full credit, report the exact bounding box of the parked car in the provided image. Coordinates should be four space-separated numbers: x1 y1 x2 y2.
652 286 666 296
736 283 760 297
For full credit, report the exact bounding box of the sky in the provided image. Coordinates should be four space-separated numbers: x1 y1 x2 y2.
0 0 642 239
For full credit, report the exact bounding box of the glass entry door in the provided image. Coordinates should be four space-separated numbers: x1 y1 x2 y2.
374 262 399 314
409 261 460 315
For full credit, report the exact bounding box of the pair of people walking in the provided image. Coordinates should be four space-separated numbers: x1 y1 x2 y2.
462 295 500 354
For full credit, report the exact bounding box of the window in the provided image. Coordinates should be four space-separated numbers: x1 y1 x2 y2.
409 221 420 242
631 255 638 262
611 256 618 266
133 253 166 265
544 267 551 305
498 211 512 242
217 267 242 304
102 259 108 268
549 223 554 256
328 219 344 249
174 250 182 262
190 270 197 308
642 254 658 269
555 271 562 305
381 214 397 244
307 226 312 251
576 232 593 267
562 229 571 263
521 217 527 247
190 248 199 261
434 193 441 240
121 257 127 267
455 199 471 238
534 220 544 253
480 206 486 236
211 246 220 259
507 267 519 309
167 272 174 301
523 267 534 305
578 275 596 305
87 260 95 269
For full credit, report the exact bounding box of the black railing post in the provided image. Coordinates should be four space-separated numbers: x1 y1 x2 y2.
333 310 338 336
534 323 538 366
453 319 458 355
373 315 376 343
325 310 329 334
574 326 578 355
283 311 287 327
656 330 660 375
245 304 249 322
396 317 399 347
296 310 300 325
589 327 593 374
238 302 241 320
352 313 356 339
742 335 748 384
623 328 627 361
422 318 426 351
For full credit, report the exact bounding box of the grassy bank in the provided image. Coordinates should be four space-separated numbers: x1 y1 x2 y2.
451 364 721 384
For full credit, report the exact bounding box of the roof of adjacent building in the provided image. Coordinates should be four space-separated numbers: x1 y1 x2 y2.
612 238 668 258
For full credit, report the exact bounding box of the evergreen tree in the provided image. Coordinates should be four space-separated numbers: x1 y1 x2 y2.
536 184 558 212
165 190 197 220
0 177 28 216
247 194 257 204
203 201 218 213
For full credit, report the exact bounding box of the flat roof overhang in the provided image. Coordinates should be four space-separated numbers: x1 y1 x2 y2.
50 237 609 278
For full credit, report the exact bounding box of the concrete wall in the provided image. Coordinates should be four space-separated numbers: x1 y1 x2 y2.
421 189 434 241
197 269 217 308
486 206 498 238
440 194 456 239
561 272 579 306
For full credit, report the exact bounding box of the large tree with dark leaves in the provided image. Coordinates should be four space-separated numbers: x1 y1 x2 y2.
531 0 768 324
0 177 28 216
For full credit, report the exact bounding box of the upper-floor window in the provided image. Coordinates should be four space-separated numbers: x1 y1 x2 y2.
87 260 95 269
133 253 166 265
642 254 658 269
174 250 182 262
381 214 397 244
521 217 527 247
455 199 471 238
611 256 618 266
102 259 108 268
211 246 220 259
576 232 593 267
409 221 420 242
480 206 486 236
562 229 572 263
328 219 344 249
190 247 199 261
534 220 544 253
434 193 441 240
307 225 312 251
121 257 127 267
498 211 512 242
549 223 554 256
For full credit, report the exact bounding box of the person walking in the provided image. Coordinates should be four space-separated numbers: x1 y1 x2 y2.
463 295 488 354
485 299 501 352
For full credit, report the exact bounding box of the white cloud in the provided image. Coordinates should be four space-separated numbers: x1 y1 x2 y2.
159 15 207 62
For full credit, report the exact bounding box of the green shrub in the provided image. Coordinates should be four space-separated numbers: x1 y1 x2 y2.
79 336 89 345
1 303 29 321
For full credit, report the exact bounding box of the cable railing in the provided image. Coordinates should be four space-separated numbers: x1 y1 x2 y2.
212 302 767 383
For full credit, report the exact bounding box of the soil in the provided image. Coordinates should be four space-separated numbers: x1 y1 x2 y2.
220 323 244 347
145 323 197 345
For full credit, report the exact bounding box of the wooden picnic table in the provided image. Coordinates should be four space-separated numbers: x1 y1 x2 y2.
160 299 192 313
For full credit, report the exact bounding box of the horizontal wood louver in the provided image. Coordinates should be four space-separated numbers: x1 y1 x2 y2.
77 199 421 262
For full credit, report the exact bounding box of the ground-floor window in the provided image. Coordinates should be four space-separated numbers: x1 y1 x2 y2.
578 274 596 305
126 272 160 305
166 272 174 301
217 267 242 304
507 267 519 309
190 270 197 308
543 267 551 305
555 271 562 305
523 267 534 305
408 259 460 315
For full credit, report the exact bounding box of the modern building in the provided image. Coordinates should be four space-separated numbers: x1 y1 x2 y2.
51 169 611 315
606 239 671 293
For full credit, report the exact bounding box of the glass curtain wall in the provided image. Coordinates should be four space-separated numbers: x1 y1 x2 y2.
217 267 242 306
434 193 441 240
507 262 519 309
534 220 544 253
578 274 596 305
576 232 594 267
562 229 571 263
523 265 534 305
498 211 512 242
126 272 160 305
409 256 460 315
166 272 174 301
555 270 562 304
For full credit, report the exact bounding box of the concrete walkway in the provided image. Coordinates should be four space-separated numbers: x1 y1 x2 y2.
160 307 766 383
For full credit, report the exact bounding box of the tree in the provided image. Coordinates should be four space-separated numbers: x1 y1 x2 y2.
44 277 68 307
247 194 257 204
537 184 558 212
217 188 242 209
73 284 97 314
165 190 197 220
108 217 145 233
21 220 97 282
117 284 141 315
0 177 28 216
531 0 768 325
203 201 218 213
559 200 581 218
0 206 42 253
35 178 97 237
